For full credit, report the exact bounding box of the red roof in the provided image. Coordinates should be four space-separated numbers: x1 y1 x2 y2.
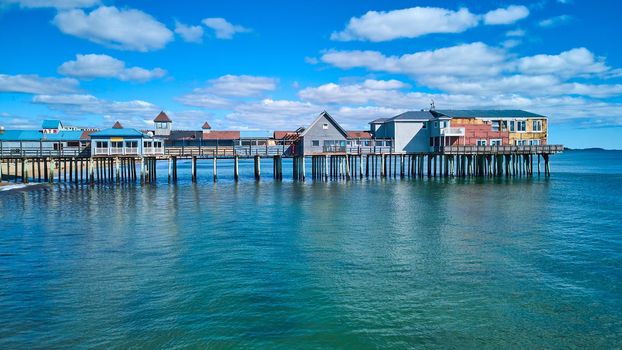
202 130 240 140
273 131 298 139
112 121 123 129
347 131 372 139
80 130 96 140
153 111 172 122
202 121 211 129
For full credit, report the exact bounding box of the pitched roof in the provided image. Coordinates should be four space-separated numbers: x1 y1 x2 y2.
41 120 62 129
202 130 240 140
433 110 546 118
300 111 348 138
90 128 147 138
347 131 372 139
202 122 211 129
273 131 298 139
154 111 172 122
0 130 42 141
112 121 123 129
0 129 86 141
392 111 434 121
370 111 433 124
42 130 85 141
169 130 203 140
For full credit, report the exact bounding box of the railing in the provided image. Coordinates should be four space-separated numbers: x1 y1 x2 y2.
322 146 393 154
439 144 564 154
0 147 90 157
110 147 124 155
143 147 164 155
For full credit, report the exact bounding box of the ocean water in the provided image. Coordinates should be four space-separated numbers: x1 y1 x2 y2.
0 150 621 349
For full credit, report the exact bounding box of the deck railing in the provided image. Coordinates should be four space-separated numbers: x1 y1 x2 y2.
440 144 564 154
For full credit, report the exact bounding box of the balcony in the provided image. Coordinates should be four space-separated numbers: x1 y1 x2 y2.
94 147 109 155
440 127 465 136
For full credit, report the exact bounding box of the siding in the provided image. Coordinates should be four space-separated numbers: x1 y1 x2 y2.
394 121 429 152
300 114 347 155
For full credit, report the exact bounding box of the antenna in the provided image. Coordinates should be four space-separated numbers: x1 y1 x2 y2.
430 99 436 111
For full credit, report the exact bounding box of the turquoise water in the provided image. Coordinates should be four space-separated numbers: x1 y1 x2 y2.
1 150 621 349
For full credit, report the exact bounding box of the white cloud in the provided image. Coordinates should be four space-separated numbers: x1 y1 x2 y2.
202 17 250 39
33 94 159 116
516 48 609 77
298 79 412 105
331 7 479 42
506 29 525 37
483 5 529 25
1 0 98 9
177 75 277 107
0 74 79 94
205 75 277 96
53 6 174 51
423 74 622 98
539 14 572 27
224 99 318 130
502 39 521 48
321 42 506 77
176 93 234 109
58 54 166 82
175 20 204 43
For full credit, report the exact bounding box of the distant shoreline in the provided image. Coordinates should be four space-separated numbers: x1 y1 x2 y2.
564 147 621 151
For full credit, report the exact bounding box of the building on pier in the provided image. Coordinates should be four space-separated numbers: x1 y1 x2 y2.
370 109 549 152
294 111 392 155
0 120 92 155
370 111 433 152
90 121 163 156
153 111 173 137
148 112 241 149
430 110 547 147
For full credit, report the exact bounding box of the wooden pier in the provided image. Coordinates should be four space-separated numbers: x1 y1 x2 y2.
0 145 563 185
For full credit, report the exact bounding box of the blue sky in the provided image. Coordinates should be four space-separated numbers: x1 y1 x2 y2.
0 0 621 148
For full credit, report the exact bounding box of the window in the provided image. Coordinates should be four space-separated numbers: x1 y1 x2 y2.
491 121 500 132
125 141 137 148
422 122 427 129
312 140 319 147
111 141 123 148
386 140 392 147
530 139 540 145
153 141 162 148
509 121 515 132
322 123 329 130
376 140 384 147
96 141 108 148
532 120 542 132
490 139 502 146
144 141 152 147
501 120 508 131
476 139 487 146
363 140 370 146
442 121 447 128
515 140 527 145
434 121 438 128
429 137 434 147
517 121 526 132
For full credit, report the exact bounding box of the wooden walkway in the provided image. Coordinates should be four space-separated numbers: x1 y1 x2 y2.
0 144 563 184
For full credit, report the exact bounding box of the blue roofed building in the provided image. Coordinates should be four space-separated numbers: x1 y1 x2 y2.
41 119 63 134
89 121 163 156
0 123 91 156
